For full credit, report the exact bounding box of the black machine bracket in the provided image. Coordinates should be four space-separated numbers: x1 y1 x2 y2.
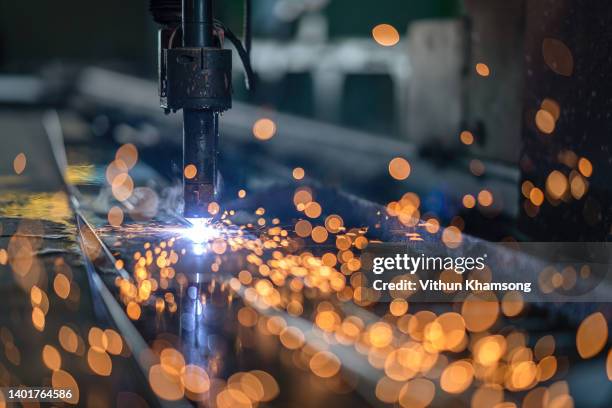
152 0 253 114
161 46 232 112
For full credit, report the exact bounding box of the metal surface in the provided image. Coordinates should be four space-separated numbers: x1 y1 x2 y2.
76 213 189 408
0 109 162 406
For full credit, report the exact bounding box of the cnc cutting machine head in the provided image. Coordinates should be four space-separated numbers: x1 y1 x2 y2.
150 0 253 221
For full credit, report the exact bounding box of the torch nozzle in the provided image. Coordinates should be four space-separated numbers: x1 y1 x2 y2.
183 109 219 218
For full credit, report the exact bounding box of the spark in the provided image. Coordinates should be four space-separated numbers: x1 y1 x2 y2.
184 217 216 244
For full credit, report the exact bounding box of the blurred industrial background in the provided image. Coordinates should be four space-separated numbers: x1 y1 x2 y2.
2 0 607 241
1 0 612 407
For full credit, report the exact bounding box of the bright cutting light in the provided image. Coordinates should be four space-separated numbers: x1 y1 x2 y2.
192 243 206 256
185 217 214 244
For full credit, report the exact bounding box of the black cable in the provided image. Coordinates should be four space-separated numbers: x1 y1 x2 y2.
226 27 255 91
215 21 255 91
244 0 252 55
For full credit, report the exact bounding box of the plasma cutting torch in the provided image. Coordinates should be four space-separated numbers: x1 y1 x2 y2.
150 0 254 222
